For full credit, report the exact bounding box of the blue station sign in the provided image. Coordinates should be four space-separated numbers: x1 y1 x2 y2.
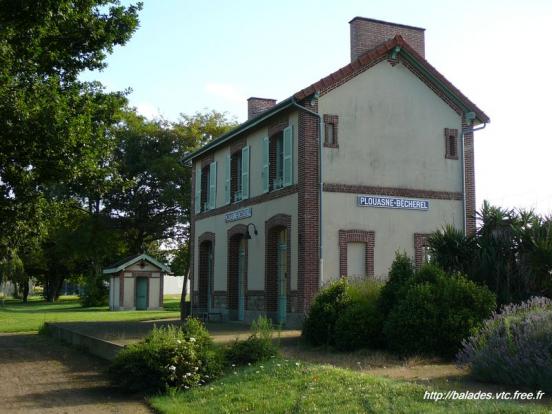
225 207 252 223
357 195 429 211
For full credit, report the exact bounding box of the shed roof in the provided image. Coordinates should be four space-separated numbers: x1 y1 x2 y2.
103 253 172 274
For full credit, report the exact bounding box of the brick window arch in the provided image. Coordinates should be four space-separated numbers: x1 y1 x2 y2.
338 230 375 277
414 233 431 269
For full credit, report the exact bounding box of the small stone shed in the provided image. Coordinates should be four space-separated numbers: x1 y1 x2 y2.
103 253 172 311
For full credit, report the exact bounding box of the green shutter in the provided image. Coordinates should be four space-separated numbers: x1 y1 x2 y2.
283 126 293 187
224 153 231 205
208 161 217 210
262 136 269 193
241 145 250 199
194 165 201 214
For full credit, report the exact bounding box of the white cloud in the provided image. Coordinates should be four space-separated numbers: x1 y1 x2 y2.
205 82 245 104
135 102 162 120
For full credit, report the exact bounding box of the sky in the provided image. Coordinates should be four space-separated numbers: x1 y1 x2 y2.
82 0 552 214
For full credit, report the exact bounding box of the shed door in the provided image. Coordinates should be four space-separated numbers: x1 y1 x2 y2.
136 277 148 310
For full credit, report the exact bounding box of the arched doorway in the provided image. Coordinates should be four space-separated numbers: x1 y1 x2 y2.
198 240 214 312
276 228 288 324
228 225 248 321
265 214 291 325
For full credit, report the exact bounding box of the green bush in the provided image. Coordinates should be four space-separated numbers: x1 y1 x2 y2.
334 279 383 351
377 252 415 317
225 316 278 365
383 266 496 357
458 297 552 393
80 275 109 307
302 278 351 346
108 319 223 393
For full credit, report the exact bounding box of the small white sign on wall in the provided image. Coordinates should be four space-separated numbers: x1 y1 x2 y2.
225 207 252 223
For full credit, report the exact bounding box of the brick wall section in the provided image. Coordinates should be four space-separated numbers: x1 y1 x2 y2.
414 233 430 269
197 232 215 310
247 97 276 120
189 167 196 313
350 17 425 61
268 117 289 137
323 183 463 200
264 214 292 314
463 121 476 235
339 230 375 277
445 128 459 160
227 224 248 315
297 99 320 313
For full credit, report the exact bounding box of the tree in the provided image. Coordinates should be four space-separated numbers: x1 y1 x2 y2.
0 0 141 257
428 201 552 306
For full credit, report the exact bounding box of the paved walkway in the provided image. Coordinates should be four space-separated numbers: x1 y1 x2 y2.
0 333 151 414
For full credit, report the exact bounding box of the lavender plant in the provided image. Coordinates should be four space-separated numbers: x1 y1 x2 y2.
457 296 552 392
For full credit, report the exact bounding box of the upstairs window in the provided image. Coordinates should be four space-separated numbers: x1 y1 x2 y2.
262 126 293 193
323 114 339 148
231 150 243 202
270 132 284 190
195 161 217 213
224 145 249 204
445 128 458 159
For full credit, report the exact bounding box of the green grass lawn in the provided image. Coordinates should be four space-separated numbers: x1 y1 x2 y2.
150 358 550 414
0 295 181 333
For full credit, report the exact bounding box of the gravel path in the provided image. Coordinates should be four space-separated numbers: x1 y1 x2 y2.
0 333 152 414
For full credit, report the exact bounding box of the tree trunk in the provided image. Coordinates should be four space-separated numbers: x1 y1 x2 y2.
21 279 29 303
180 274 191 321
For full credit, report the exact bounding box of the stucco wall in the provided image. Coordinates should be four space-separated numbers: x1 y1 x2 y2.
194 193 299 294
318 60 463 192
123 273 134 309
148 275 160 309
109 276 120 309
323 192 462 281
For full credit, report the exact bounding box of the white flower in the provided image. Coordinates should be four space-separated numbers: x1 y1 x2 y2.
176 339 182 344
295 362 300 366
260 365 264 369
189 337 196 342
231 364 236 367
168 365 176 372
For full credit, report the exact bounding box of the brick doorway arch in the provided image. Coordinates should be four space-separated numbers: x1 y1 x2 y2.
227 224 248 321
197 232 215 312
265 214 292 324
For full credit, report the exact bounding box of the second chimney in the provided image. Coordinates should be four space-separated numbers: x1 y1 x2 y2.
349 17 425 61
247 97 276 120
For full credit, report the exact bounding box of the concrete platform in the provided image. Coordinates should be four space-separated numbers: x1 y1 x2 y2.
44 319 301 361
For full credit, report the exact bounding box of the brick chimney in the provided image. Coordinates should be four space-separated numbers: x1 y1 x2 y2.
349 17 425 61
247 97 276 120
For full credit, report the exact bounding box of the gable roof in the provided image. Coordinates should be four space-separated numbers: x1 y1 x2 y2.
294 35 489 124
103 253 172 274
184 35 489 163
